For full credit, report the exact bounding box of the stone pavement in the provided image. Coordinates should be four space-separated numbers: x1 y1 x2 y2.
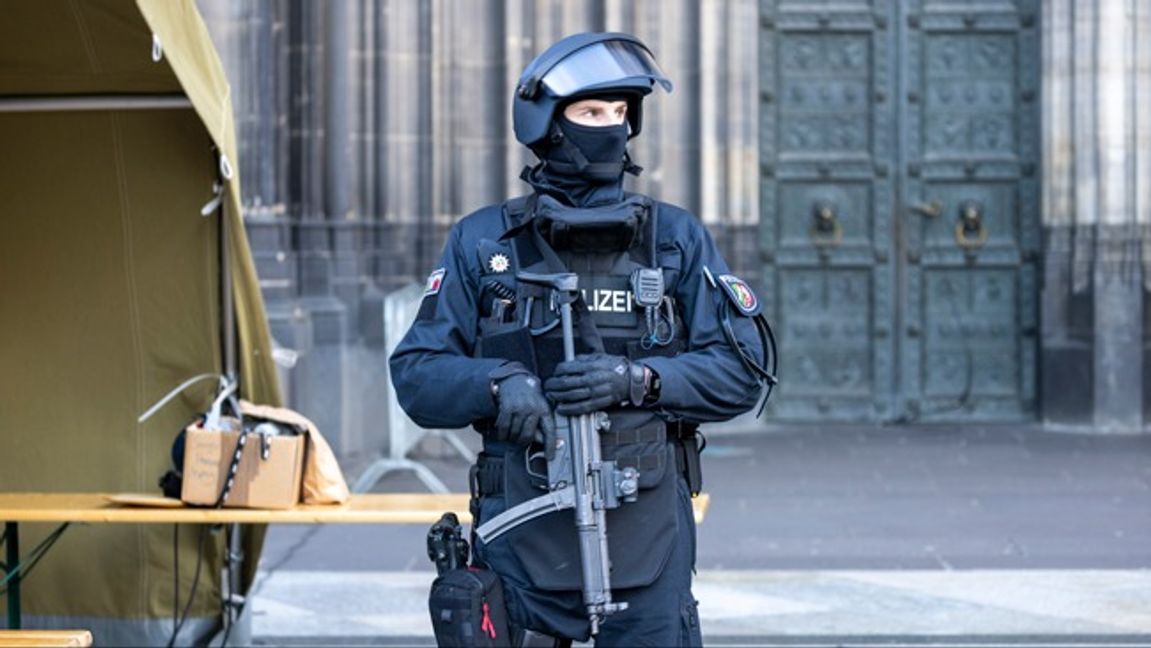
249 569 1151 645
252 423 1151 646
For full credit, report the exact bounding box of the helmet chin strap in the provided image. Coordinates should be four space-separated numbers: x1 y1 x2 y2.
544 133 623 180
537 123 642 182
623 152 643 176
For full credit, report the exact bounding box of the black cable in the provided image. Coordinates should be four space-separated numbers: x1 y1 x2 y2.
172 524 179 632
711 294 779 418
892 293 974 423
219 525 235 648
754 312 780 416
166 525 209 648
716 300 777 385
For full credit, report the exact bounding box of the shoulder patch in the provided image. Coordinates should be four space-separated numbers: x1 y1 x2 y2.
478 238 513 275
423 268 446 297
717 273 761 316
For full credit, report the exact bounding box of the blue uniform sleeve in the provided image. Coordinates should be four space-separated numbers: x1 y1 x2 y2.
388 219 509 429
640 210 765 422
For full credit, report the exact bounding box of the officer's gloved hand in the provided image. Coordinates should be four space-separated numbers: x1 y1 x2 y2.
545 353 644 416
492 373 555 445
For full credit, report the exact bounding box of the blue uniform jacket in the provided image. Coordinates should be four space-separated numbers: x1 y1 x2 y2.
389 198 764 429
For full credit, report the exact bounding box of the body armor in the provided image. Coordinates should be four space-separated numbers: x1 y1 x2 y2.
472 194 686 591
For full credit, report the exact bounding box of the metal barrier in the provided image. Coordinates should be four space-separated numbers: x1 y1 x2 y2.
353 283 476 494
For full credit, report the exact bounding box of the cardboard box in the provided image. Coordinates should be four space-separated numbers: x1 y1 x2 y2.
181 424 305 509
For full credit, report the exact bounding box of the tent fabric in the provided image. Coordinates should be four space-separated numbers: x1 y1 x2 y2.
0 1 279 644
1 109 229 636
0 1 182 95
135 0 279 405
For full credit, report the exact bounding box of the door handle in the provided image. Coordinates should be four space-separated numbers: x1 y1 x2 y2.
909 200 943 218
954 200 988 250
810 201 843 249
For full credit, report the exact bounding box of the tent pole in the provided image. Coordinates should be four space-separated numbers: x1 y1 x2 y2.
0 94 192 112
221 191 237 382
218 181 245 635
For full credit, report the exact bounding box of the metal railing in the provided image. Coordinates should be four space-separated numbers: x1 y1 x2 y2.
352 283 475 494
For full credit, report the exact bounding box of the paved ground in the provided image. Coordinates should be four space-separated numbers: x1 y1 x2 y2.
252 423 1151 646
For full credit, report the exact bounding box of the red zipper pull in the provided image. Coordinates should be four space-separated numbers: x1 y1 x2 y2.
481 601 497 639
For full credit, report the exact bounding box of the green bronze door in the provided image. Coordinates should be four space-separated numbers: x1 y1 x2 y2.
760 0 1039 423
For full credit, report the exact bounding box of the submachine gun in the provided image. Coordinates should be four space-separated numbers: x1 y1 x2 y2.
475 271 640 636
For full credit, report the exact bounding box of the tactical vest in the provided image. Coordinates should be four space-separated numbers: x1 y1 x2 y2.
472 194 687 591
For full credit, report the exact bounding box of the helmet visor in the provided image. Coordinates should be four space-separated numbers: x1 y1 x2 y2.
540 40 673 98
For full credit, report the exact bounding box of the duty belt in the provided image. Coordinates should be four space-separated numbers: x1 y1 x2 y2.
471 422 699 498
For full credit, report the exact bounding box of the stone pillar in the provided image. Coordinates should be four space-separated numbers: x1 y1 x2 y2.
1041 0 1150 432
653 1 701 215
436 0 506 229
383 0 434 282
700 0 760 280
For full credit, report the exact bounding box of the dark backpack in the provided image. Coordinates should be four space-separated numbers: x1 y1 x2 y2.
429 566 511 647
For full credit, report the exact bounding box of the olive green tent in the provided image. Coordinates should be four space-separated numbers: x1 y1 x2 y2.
0 1 279 644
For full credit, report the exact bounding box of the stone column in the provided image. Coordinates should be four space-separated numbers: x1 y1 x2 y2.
700 0 760 279
382 0 435 288
438 0 506 221
1041 0 1150 432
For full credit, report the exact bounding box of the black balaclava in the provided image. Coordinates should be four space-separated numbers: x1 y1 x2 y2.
523 96 641 208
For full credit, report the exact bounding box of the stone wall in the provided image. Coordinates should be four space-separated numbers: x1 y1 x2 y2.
198 0 761 454
1040 0 1150 431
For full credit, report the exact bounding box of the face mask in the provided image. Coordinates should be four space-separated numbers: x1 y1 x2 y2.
542 117 630 183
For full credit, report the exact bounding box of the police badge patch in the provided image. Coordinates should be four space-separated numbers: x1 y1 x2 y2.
478 239 513 275
717 273 760 316
488 253 510 273
424 268 446 297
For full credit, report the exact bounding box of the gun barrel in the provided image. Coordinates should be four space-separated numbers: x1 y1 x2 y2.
571 406 622 633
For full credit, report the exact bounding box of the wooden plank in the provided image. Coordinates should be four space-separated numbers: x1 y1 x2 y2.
0 493 470 524
0 492 710 525
0 630 92 647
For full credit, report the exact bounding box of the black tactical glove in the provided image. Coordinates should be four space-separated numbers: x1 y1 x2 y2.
544 353 649 416
492 373 555 445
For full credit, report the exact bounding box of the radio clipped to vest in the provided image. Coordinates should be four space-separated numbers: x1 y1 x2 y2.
630 267 663 307
631 267 675 349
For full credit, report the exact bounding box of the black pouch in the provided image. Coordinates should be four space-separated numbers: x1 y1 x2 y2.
673 423 705 497
475 325 538 371
602 419 668 490
501 441 678 592
429 567 512 647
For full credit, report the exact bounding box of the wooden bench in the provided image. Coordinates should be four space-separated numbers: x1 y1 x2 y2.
1 492 710 630
0 630 92 647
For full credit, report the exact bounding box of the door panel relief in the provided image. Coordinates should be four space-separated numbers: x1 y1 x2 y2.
762 2 896 420
760 0 1038 422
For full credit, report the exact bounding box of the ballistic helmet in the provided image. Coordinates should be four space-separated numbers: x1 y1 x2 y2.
513 32 673 149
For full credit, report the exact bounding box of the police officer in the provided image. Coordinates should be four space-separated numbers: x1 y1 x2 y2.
391 32 775 647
